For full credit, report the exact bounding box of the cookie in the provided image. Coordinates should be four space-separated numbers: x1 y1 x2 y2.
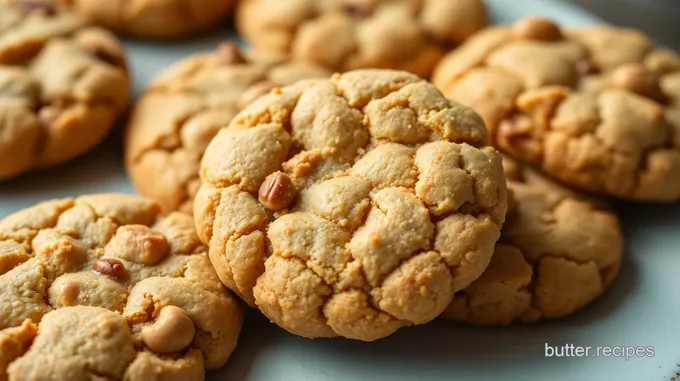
195 69 507 341
432 16 680 201
0 194 243 380
236 0 487 78
55 0 236 39
0 0 130 181
441 157 623 325
125 43 332 213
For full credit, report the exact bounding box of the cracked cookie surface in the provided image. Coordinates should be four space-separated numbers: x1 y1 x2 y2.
125 43 331 213
236 0 487 78
441 157 623 325
0 0 129 181
0 194 243 381
195 69 507 341
432 16 680 201
55 0 236 39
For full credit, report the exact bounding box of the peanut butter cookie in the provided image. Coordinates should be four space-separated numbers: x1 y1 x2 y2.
0 194 243 381
125 43 331 214
195 69 507 341
55 0 236 39
0 0 129 181
441 158 623 325
236 0 487 78
433 16 680 201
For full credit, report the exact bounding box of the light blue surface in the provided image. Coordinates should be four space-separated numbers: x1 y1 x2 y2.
0 1 678 380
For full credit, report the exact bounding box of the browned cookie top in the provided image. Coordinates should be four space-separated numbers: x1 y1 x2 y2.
236 0 487 77
125 43 331 214
0 194 243 381
196 69 507 341
433 16 680 201
441 157 623 325
55 0 236 39
0 0 129 180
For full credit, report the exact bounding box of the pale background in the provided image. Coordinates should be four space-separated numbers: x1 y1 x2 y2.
568 0 679 50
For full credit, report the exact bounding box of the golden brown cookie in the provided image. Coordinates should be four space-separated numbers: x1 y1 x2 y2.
441 157 623 325
236 0 487 78
0 0 130 181
432 16 680 202
55 0 236 39
195 69 507 341
0 194 243 381
125 43 332 214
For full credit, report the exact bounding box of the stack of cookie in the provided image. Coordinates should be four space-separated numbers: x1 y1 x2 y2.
1 0 678 379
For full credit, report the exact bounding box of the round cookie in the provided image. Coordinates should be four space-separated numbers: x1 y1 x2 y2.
441 158 623 325
125 43 332 213
236 0 487 78
55 0 236 39
195 69 508 341
0 0 130 181
0 194 243 380
432 16 680 202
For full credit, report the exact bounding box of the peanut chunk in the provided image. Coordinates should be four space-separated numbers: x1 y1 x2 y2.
611 63 666 102
141 306 196 354
106 225 169 265
258 172 297 211
217 42 247 65
92 258 127 280
513 17 563 41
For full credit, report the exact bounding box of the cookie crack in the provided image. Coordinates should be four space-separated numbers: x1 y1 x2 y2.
276 254 336 329
72 200 119 246
496 67 678 199
534 252 599 269
176 173 202 214
206 187 224 247
0 199 78 250
331 74 422 111
591 93 671 197
225 223 265 245
278 5 321 57
631 134 679 197
361 197 423 287
448 153 502 226
216 217 267 299
377 249 453 306
126 292 161 327
83 360 120 381
333 284 404 325
444 243 485 280
521 253 545 322
471 40 656 198
129 106 209 164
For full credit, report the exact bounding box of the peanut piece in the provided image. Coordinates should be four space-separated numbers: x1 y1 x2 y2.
59 281 80 307
217 42 246 65
501 157 523 182
88 45 126 69
513 16 562 41
498 116 533 139
92 258 126 279
107 225 169 265
259 172 297 211
18 0 55 14
37 106 61 127
576 60 600 75
342 1 373 17
141 306 196 354
611 63 666 103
